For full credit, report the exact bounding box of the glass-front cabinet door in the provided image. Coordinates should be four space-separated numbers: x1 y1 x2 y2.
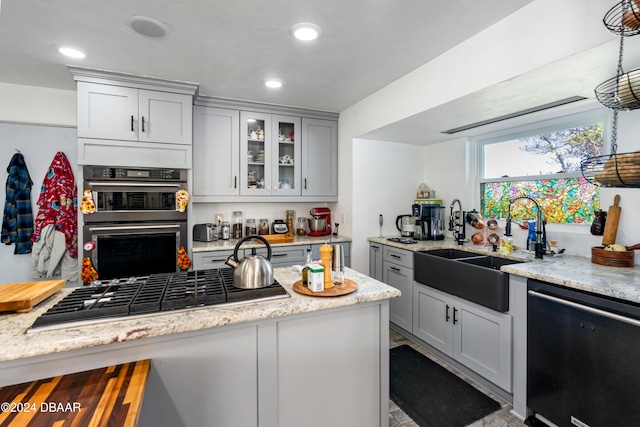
240 111 272 195
271 115 301 196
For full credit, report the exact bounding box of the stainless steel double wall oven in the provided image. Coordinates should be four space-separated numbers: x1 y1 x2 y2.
82 166 187 280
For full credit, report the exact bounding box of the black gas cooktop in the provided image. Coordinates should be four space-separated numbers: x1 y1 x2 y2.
30 269 289 330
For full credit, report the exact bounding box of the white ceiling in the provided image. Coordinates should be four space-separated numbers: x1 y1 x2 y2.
0 0 535 116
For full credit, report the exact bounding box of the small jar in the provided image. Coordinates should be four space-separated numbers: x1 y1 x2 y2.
232 211 243 239
220 221 230 240
245 218 257 236
258 218 270 235
296 217 309 235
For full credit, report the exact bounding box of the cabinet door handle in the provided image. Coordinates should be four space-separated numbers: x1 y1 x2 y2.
371 245 379 250
453 307 458 324
304 178 307 190
233 176 237 189
446 304 450 322
131 115 134 132
141 116 145 133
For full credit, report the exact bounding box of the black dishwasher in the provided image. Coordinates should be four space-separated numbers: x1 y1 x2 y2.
527 279 640 427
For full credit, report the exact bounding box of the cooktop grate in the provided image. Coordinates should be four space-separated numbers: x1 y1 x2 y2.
30 269 289 329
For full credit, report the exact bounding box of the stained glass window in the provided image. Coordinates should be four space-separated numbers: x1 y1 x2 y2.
480 178 600 224
478 113 606 225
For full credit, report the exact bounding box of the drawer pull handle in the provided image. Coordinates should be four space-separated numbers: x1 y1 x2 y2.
390 266 400 272
271 253 287 257
390 254 401 259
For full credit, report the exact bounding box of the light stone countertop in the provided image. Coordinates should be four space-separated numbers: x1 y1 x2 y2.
369 235 640 303
0 267 399 363
193 235 351 252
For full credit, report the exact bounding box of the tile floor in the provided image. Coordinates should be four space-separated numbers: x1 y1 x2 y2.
388 328 528 427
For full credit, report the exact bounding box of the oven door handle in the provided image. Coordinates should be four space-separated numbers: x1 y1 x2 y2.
87 182 183 188
88 224 182 231
528 290 640 328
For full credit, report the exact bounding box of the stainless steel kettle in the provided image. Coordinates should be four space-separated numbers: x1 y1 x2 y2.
225 235 274 289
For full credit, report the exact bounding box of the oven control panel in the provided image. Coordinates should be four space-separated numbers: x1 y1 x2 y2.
85 166 186 182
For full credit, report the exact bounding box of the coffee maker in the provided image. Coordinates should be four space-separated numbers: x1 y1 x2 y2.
308 207 332 236
412 203 445 240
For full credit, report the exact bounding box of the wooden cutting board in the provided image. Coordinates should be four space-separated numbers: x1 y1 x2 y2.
0 280 65 313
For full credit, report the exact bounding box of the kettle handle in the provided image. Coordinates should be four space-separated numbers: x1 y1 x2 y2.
231 234 272 263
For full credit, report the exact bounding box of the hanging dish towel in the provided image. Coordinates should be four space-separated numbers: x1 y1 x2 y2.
1 153 34 254
31 152 78 258
177 246 192 270
80 189 96 214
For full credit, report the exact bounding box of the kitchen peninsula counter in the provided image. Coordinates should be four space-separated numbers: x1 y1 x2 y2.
0 267 398 427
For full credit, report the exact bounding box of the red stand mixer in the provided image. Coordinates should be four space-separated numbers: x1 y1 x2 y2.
308 207 332 236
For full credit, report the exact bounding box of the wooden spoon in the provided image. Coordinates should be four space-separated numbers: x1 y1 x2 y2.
626 244 640 251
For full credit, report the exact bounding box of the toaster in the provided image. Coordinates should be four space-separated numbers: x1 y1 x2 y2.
193 223 219 242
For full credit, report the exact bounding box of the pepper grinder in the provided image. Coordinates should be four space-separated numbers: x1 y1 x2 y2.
319 243 333 289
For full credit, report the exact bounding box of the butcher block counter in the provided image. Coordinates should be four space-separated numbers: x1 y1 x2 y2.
0 267 399 427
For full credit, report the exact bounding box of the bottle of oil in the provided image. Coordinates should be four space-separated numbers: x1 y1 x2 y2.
302 248 312 285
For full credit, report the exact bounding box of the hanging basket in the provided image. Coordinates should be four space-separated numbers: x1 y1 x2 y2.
581 151 640 187
604 0 640 36
595 68 640 110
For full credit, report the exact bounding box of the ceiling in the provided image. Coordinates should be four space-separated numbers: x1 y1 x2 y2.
0 0 535 116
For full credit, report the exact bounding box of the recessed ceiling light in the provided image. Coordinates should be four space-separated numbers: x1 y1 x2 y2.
289 23 322 41
264 79 283 89
57 46 87 59
127 16 168 38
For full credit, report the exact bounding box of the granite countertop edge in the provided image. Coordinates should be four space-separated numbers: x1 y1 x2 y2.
0 267 398 363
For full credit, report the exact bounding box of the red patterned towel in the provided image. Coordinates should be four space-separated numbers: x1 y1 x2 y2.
31 152 78 258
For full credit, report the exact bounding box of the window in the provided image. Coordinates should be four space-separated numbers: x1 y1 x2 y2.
477 112 607 224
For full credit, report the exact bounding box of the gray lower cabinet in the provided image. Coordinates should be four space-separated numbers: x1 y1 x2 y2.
192 250 234 269
369 242 383 281
413 282 512 391
194 242 350 270
382 246 413 333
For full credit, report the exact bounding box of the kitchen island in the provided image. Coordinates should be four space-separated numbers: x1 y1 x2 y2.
0 267 399 427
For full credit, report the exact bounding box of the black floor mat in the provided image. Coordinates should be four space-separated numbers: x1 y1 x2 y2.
390 345 501 427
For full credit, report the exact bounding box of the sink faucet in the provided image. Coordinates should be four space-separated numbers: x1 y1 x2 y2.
504 196 546 259
449 198 465 245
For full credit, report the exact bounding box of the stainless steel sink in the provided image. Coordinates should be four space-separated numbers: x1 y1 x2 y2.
414 250 526 312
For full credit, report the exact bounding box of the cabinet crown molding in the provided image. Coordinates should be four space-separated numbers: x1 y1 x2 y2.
68 66 199 96
195 95 339 120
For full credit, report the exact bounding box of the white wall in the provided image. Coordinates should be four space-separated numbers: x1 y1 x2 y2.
338 0 626 273
350 139 426 271
0 82 76 127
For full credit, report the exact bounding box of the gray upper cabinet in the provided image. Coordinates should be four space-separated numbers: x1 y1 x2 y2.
193 106 240 197
301 118 338 197
69 67 198 169
192 97 338 202
77 83 193 145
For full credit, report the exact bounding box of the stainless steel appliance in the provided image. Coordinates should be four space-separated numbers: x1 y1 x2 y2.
396 214 415 237
308 207 331 236
193 223 218 242
527 279 640 426
225 235 274 289
411 203 445 240
29 269 289 331
82 166 188 280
